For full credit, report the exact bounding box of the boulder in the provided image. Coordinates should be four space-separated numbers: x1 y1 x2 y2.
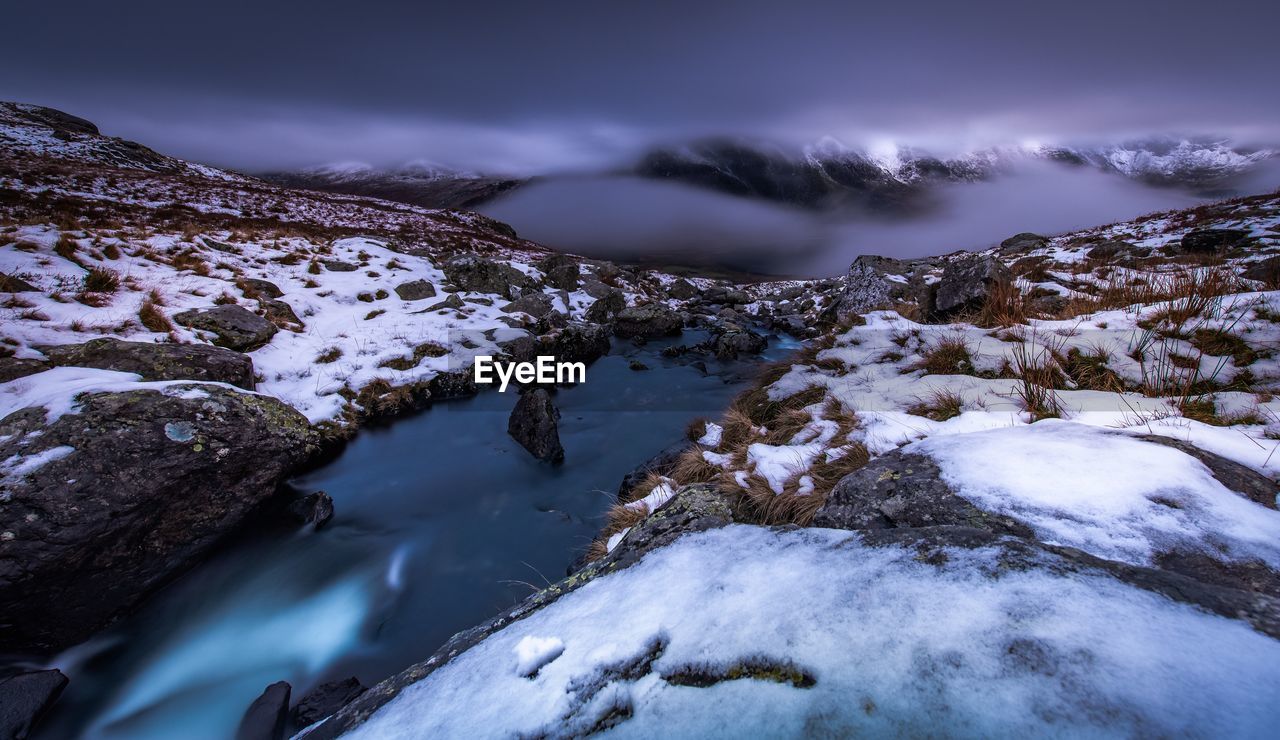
507 388 563 463
666 279 699 300
288 491 335 530
238 278 283 299
0 272 37 292
1244 255 1280 286
831 255 918 323
579 278 617 300
501 292 555 318
173 305 278 352
1085 240 1138 261
393 279 437 301
544 263 581 291
583 288 625 323
0 669 68 740
0 357 49 383
613 304 683 338
237 681 291 740
292 677 367 727
418 293 465 312
541 322 611 365
0 385 318 653
38 337 255 389
617 440 693 500
442 254 535 297
261 299 304 333
930 255 1012 319
1180 229 1251 254
321 259 358 272
533 310 570 333
999 232 1049 253
711 327 767 360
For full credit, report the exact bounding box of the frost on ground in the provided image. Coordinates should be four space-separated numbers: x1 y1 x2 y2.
345 526 1280 739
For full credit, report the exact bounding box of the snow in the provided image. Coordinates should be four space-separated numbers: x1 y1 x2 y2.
344 525 1280 739
914 421 1280 567
626 478 677 514
696 422 722 447
513 636 565 678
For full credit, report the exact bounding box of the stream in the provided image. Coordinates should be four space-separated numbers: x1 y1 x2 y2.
33 330 799 739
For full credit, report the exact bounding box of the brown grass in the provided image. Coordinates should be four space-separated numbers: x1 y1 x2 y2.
975 279 1029 327
911 335 973 375
908 388 965 421
138 299 174 333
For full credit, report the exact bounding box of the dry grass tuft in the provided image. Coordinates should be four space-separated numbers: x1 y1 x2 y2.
912 335 974 375
908 388 965 421
138 298 174 333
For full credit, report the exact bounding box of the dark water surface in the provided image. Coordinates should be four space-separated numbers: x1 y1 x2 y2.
35 332 798 739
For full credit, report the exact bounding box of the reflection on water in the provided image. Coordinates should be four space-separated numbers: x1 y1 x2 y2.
37 332 799 739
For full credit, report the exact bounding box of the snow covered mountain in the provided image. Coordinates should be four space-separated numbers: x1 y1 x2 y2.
261 161 525 210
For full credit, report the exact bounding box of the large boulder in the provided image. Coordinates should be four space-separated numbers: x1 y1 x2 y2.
173 305 278 352
292 677 367 728
0 272 38 292
542 322 611 365
613 304 683 338
442 255 536 297
260 299 305 333
501 292 555 318
583 288 625 323
237 681 291 740
999 232 1049 253
0 357 49 383
543 263 581 291
929 254 1012 319
0 668 68 739
38 338 255 389
0 385 319 653
710 326 767 360
507 388 563 463
1180 228 1251 254
1243 255 1280 286
666 279 700 300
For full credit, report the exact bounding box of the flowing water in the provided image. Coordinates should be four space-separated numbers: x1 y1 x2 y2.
33 331 799 739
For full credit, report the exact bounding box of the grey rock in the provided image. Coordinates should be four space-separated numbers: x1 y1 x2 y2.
579 278 618 300
38 337 255 389
831 256 916 323
0 357 49 383
288 491 334 530
584 288 625 323
321 259 358 272
544 263 581 291
238 278 283 298
0 272 38 292
498 334 538 364
292 677 367 727
237 681 291 740
540 322 611 365
173 305 278 352
999 232 1049 253
419 293 466 312
930 255 1012 319
666 279 700 300
1180 229 1251 254
501 292 555 318
1243 255 1280 286
613 304 683 338
0 669 68 740
393 279 437 301
1085 240 1138 261
618 440 692 500
0 385 318 653
261 299 304 332
711 327 767 360
533 309 570 333
508 388 563 462
442 254 536 297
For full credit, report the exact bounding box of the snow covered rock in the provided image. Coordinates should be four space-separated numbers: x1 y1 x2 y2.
312 524 1280 739
540 322 612 365
507 388 564 463
37 338 256 390
173 305 279 352
0 668 68 740
501 292 555 318
0 381 319 653
583 288 625 323
613 304 683 338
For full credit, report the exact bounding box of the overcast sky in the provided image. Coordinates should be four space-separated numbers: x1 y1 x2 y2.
6 0 1278 173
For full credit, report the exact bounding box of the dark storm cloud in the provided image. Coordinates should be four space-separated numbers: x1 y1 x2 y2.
4 0 1278 171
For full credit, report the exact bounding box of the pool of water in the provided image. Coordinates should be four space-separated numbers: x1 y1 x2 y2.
34 331 799 739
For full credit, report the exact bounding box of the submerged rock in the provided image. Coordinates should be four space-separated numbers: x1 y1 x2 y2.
507 388 564 463
38 337 256 389
288 490 335 530
0 385 318 654
173 305 278 352
292 677 367 727
237 681 291 740
0 668 68 740
710 326 767 360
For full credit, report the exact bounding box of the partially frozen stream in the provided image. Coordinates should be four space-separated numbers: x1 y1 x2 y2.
35 331 798 739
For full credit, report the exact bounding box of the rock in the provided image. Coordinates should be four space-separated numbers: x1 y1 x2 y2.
507 388 563 463
261 299 304 332
292 677 367 727
1244 255 1280 286
238 278 283 299
321 259 358 272
237 681 291 740
544 263 580 291
541 322 611 365
498 334 538 364
618 440 692 500
202 237 240 254
501 292 554 318
711 327 767 360
442 254 535 297
1085 240 1137 261
393 279 437 301
38 337 255 389
419 293 465 312
629 359 649 371
0 385 318 653
0 357 48 383
583 288 625 323
579 278 617 300
288 491 334 530
831 255 917 323
930 254 1012 319
999 232 1049 253
718 289 752 305
613 304 683 338
1180 229 1251 254
0 272 37 292
533 310 570 333
426 368 478 401
0 669 68 740
537 254 578 273
173 305 278 352
666 279 699 300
